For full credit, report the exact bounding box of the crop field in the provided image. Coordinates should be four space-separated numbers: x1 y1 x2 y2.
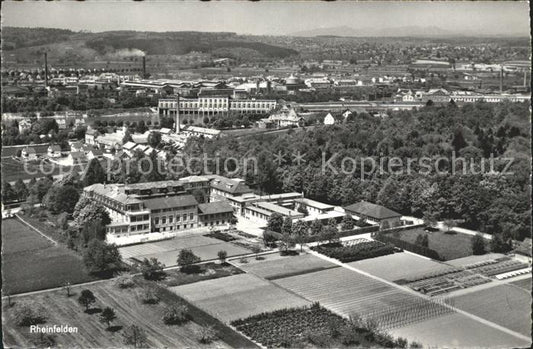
119 235 250 266
392 228 476 260
233 252 337 280
389 312 531 348
2 218 95 294
348 252 454 282
2 281 234 348
169 274 310 323
274 267 452 330
448 284 532 336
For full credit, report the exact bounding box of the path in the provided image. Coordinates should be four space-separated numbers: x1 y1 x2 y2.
306 247 531 343
437 222 493 240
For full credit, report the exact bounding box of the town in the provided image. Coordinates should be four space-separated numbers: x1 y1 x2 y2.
1 2 532 349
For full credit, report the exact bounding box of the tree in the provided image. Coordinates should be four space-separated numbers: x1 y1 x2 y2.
281 217 293 235
137 257 165 280
177 249 201 272
490 233 512 253
122 325 147 348
13 179 29 201
62 281 72 297
217 250 227 264
78 290 96 312
13 303 47 327
321 224 339 244
452 127 468 153
82 159 106 187
163 304 189 325
195 325 217 344
138 287 160 304
148 131 161 148
83 239 122 275
471 234 486 255
81 219 107 244
443 219 456 233
99 307 117 329
43 184 79 214
267 213 284 233
73 199 111 228
310 219 323 235
341 215 354 231
122 129 133 144
1 180 17 202
279 232 295 253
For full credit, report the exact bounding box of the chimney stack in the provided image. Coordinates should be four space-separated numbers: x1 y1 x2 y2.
44 52 49 88
175 94 181 133
142 56 146 78
500 66 503 93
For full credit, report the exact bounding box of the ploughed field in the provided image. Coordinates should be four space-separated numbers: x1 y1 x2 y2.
1 218 95 294
2 280 236 348
169 274 310 323
273 266 453 330
119 235 250 267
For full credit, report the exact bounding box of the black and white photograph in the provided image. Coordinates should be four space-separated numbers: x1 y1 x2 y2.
1 1 531 348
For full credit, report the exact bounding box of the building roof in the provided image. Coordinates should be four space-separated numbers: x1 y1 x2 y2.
210 176 252 195
254 201 303 217
48 145 61 152
344 201 401 220
23 147 36 154
69 151 86 160
294 198 334 210
198 202 234 215
123 141 137 150
143 195 198 210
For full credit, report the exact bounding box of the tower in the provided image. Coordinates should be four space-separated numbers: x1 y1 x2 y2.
175 94 181 133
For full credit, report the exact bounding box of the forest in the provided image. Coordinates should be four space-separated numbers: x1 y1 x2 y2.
182 101 531 241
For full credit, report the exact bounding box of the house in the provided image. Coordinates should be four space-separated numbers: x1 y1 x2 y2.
67 151 86 165
18 120 32 134
21 147 37 161
70 141 83 153
344 201 402 229
122 141 138 157
47 145 62 158
87 148 103 160
267 105 304 128
85 128 98 145
209 176 253 202
514 238 532 263
56 119 67 130
323 113 336 125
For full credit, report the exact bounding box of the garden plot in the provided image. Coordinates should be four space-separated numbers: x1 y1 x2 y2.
274 267 452 330
119 235 250 266
448 284 532 336
348 252 454 282
169 274 310 323
233 252 337 280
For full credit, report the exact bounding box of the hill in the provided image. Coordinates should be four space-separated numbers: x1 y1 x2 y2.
1 27 299 67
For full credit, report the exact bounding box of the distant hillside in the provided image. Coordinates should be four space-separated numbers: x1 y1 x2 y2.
291 25 455 38
2 27 299 65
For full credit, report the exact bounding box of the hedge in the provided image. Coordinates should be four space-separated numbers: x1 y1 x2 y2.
311 241 395 263
373 233 442 260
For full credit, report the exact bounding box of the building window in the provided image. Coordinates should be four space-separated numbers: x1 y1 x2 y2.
154 217 159 224
162 217 166 224
189 213 194 220
169 216 173 223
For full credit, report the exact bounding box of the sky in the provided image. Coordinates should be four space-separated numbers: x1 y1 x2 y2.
2 1 530 37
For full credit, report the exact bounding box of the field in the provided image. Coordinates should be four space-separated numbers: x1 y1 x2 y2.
348 252 455 282
510 277 532 291
449 284 532 336
390 228 478 260
2 280 244 348
389 313 531 348
119 235 250 267
2 218 96 294
169 274 310 323
273 267 452 330
232 252 338 280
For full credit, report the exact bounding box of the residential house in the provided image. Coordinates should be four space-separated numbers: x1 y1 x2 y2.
67 151 86 165
47 145 62 158
21 147 37 161
344 201 402 229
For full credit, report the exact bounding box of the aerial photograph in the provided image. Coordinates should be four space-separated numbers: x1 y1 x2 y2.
1 1 531 348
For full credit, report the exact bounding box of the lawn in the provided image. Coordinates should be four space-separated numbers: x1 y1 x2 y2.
2 279 252 348
348 252 455 282
274 267 452 330
449 284 532 336
389 313 530 348
2 218 96 294
119 235 251 267
232 252 338 280
391 228 480 260
160 262 244 288
169 274 310 323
